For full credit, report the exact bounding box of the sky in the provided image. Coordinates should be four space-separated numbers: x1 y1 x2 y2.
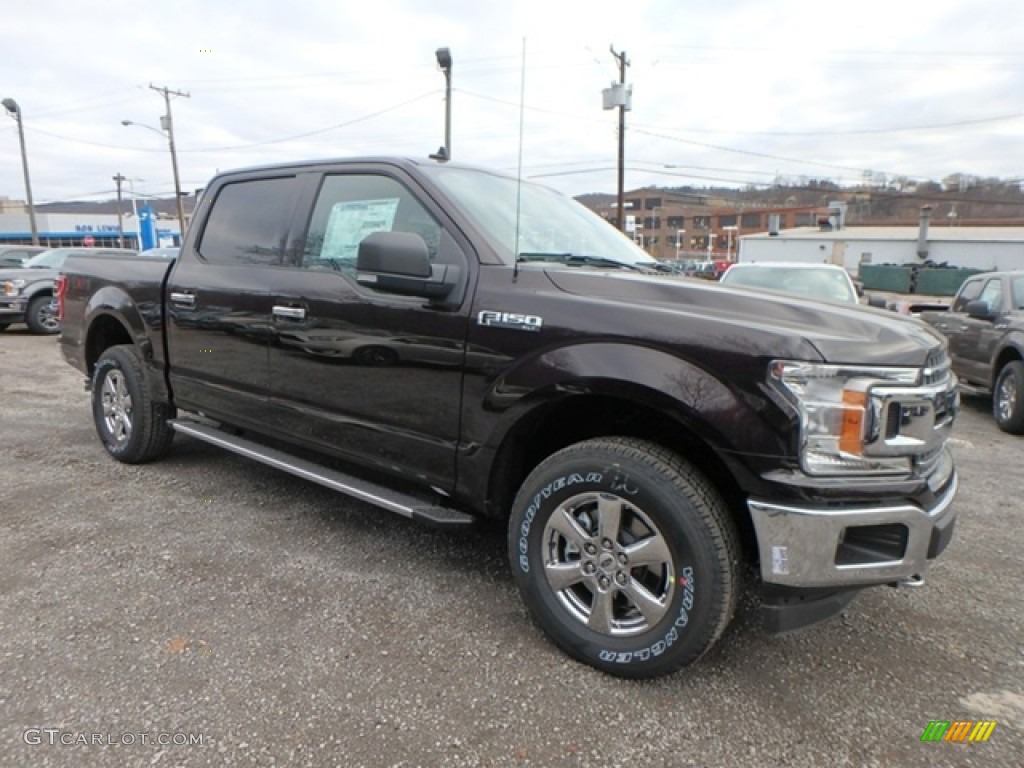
1 0 1022 206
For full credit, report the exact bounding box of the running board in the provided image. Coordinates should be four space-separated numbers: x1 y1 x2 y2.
169 419 475 529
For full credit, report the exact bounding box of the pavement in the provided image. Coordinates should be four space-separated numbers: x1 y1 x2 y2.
1 329 1022 768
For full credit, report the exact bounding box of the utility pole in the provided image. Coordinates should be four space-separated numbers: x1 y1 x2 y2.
609 47 629 232
149 84 190 241
112 173 126 248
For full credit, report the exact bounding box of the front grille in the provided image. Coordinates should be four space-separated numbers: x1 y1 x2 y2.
921 348 952 387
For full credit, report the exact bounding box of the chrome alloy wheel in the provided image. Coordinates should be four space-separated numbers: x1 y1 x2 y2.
101 370 133 443
542 491 675 637
997 370 1018 423
36 301 60 332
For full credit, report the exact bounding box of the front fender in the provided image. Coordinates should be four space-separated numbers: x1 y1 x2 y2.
483 341 787 458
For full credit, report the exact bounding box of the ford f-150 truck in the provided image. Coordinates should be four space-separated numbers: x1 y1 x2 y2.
58 157 960 679
921 269 1024 434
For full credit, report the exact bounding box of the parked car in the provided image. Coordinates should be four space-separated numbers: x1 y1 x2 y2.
720 262 862 305
920 270 1024 433
0 247 135 334
0 245 49 269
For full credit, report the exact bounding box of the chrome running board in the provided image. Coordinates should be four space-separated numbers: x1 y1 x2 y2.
169 418 475 528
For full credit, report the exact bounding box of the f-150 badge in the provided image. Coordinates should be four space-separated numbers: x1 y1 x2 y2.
477 310 543 332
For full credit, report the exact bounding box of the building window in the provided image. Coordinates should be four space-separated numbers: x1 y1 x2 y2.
626 198 642 211
718 214 737 227
692 216 710 229
795 213 815 227
645 197 662 210
741 212 761 228
666 215 685 228
643 216 661 230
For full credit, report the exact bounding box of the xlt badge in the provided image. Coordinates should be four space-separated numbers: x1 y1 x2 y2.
477 310 543 332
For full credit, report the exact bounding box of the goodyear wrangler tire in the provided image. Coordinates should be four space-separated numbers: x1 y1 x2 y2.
509 437 740 679
91 345 175 464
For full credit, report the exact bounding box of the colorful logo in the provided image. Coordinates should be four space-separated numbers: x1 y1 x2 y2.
920 720 997 743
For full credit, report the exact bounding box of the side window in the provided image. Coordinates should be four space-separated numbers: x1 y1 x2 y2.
952 279 984 312
977 278 1004 314
1012 276 1024 310
302 174 441 272
198 176 299 265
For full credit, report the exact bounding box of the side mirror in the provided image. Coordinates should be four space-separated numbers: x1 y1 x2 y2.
356 231 459 299
854 280 865 297
965 300 996 320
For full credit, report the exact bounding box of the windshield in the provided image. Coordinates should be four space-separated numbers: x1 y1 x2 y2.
721 265 858 304
420 165 657 267
24 250 69 269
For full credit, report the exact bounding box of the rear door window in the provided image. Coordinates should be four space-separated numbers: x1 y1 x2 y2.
199 177 300 265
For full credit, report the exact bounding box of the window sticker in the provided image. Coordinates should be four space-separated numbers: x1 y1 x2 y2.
320 198 400 261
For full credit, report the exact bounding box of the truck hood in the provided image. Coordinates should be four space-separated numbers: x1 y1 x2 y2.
543 268 946 366
0 267 57 282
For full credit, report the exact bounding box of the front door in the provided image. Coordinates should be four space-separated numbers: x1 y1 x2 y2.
265 169 473 492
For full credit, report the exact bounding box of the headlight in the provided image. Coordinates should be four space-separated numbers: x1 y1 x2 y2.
2 279 26 296
770 361 919 476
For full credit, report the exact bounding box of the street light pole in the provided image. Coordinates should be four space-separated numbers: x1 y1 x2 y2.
675 229 685 260
2 98 40 245
430 48 452 162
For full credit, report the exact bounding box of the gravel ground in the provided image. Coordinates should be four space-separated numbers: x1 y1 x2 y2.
1 329 1022 768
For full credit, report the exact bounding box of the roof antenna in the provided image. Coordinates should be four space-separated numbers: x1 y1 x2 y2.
513 37 526 281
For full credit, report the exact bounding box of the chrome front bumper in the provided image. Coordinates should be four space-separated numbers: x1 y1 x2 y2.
748 466 958 589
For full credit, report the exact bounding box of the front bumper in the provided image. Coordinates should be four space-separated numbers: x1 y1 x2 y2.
0 297 28 320
748 464 958 589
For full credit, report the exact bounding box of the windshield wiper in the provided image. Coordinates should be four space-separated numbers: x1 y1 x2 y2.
516 252 652 272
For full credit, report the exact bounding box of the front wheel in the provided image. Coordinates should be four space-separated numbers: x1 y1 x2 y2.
993 360 1024 434
91 345 176 463
508 437 740 679
25 295 60 334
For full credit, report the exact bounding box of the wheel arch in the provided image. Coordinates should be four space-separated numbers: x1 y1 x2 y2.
83 287 169 404
483 389 762 563
992 338 1024 387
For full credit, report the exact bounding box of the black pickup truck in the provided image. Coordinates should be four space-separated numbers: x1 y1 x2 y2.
58 157 960 679
921 270 1024 434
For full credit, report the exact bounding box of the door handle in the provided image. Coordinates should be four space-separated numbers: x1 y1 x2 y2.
272 305 307 321
170 291 195 307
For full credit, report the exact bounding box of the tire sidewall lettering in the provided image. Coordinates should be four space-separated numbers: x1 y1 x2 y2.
518 472 602 574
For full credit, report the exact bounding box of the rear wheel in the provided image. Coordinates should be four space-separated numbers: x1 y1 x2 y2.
91 345 175 463
0 323 9 332
25 295 59 334
993 360 1024 434
508 437 740 679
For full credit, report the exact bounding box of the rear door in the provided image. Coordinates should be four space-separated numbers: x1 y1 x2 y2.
264 167 474 492
165 173 303 427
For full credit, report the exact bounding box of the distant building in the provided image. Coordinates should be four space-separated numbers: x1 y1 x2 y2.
0 210 182 248
580 188 830 261
739 207 1024 273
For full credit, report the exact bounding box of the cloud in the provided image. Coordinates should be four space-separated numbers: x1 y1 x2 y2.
2 0 1023 203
